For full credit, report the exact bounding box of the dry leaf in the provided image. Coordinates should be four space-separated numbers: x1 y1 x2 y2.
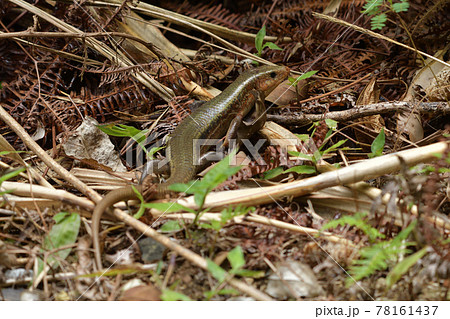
120 284 161 301
425 66 450 101
63 117 127 172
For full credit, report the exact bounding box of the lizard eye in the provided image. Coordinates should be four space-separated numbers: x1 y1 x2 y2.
270 71 277 78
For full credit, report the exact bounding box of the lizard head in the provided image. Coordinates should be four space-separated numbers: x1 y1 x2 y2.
252 65 290 95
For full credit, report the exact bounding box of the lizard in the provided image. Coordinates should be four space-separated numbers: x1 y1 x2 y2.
91 65 290 269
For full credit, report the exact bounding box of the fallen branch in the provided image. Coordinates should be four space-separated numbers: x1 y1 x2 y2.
267 102 450 126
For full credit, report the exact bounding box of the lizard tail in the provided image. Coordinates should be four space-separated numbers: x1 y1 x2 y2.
92 185 142 270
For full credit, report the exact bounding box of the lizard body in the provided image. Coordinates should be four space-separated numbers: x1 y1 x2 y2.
92 65 289 269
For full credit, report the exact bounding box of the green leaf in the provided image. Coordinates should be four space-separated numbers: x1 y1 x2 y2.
386 247 428 288
97 124 149 151
156 260 164 275
170 150 241 209
207 259 228 283
200 206 252 231
43 213 80 258
169 180 198 193
97 124 145 139
193 192 207 209
391 220 417 244
362 0 383 15
295 134 310 141
200 219 222 231
200 155 241 190
392 1 409 13
203 290 214 300
126 185 146 219
321 139 348 156
214 288 239 295
221 205 252 223
346 242 388 285
141 202 195 214
288 151 313 161
0 150 25 156
417 165 435 174
81 268 139 278
209 220 222 230
289 70 318 85
325 119 338 131
345 220 418 286
232 269 265 278
263 42 282 51
262 167 285 179
228 246 245 271
38 213 80 276
283 165 316 175
0 167 25 196
160 220 184 232
312 149 322 163
255 25 266 55
53 212 68 223
199 221 220 230
161 289 191 301
323 129 333 143
0 167 26 185
204 289 239 299
369 128 385 158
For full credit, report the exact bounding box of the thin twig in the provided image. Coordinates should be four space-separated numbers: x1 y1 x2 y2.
0 30 164 55
297 73 372 104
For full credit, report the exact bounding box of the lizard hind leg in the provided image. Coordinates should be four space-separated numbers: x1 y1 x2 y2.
141 173 166 200
140 158 170 183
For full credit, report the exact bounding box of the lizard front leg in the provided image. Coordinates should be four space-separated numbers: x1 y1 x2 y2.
223 90 266 148
237 90 267 142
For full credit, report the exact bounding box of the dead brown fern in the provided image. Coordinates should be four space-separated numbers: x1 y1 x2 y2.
183 3 244 31
411 0 450 36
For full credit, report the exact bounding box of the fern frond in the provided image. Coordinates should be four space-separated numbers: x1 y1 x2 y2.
362 0 383 15
370 13 388 30
346 220 418 286
321 212 385 242
392 1 410 13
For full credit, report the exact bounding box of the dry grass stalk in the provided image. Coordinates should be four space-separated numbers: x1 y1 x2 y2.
176 141 448 210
